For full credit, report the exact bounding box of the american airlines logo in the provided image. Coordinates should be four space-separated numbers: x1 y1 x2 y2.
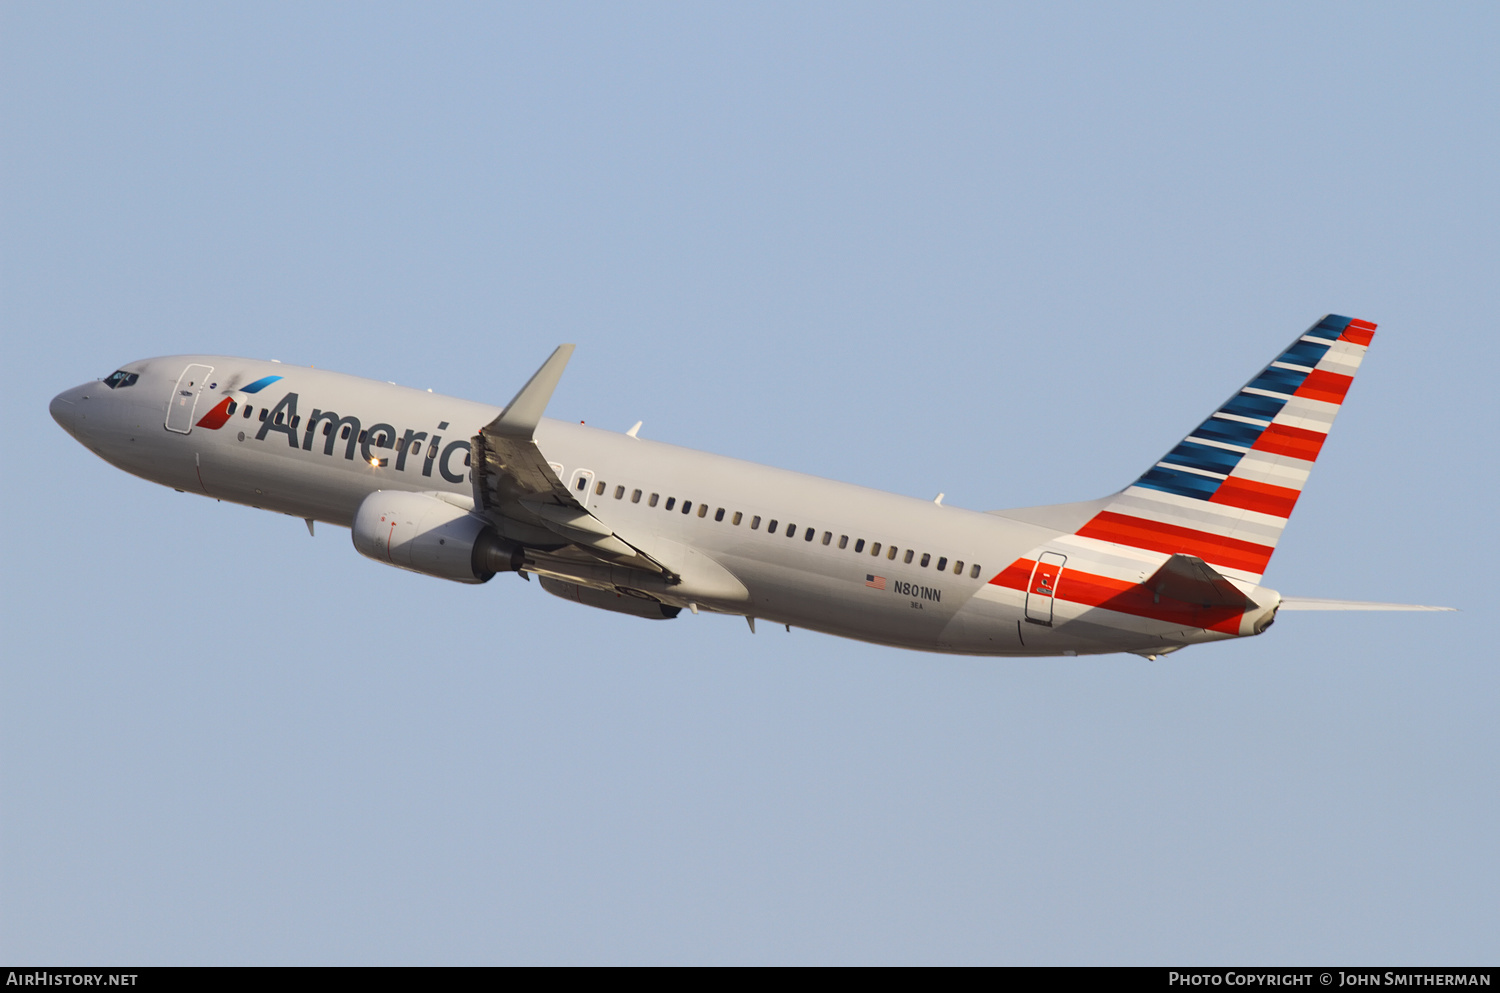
198 389 472 484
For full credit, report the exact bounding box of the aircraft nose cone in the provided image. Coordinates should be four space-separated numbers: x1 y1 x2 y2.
50 385 87 438
50 391 75 429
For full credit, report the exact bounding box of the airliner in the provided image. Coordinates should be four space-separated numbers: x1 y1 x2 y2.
48 314 1449 657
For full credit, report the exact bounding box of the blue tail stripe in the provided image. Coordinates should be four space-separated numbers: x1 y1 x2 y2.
1136 465 1222 500
1245 366 1308 396
1162 441 1245 475
1305 315 1352 341
1220 391 1288 421
1193 416 1265 448
1279 339 1333 368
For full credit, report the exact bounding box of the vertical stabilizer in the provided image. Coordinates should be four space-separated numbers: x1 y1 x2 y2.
1072 314 1376 583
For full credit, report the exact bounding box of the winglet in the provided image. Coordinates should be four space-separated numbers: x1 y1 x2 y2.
488 344 575 439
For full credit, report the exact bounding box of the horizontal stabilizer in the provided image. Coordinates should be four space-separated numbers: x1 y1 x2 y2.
1145 554 1261 609
1278 598 1455 612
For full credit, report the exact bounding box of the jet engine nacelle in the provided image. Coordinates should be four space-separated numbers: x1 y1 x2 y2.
352 490 522 584
539 577 681 619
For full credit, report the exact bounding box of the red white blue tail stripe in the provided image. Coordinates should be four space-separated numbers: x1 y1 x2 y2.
1074 313 1374 584
985 315 1375 636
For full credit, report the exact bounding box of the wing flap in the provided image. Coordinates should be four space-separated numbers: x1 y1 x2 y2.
470 345 670 576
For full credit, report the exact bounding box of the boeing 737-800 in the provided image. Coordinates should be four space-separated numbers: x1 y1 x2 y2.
48 315 1449 657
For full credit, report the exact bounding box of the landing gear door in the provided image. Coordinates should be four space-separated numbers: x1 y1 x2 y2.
165 363 214 434
1024 551 1067 626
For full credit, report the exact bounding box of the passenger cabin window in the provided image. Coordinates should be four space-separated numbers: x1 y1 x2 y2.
665 497 676 511
244 406 254 419
341 425 351 439
822 532 831 545
785 523 796 537
632 489 642 503
870 542 881 556
954 560 964 575
595 481 606 496
970 564 981 578
575 477 587 491
260 410 268 422
681 501 691 515
887 546 897 560
904 549 914 564
937 557 948 571
715 508 725 522
615 485 625 500
855 539 865 553
750 516 761 529
649 493 659 507
698 505 708 518
805 527 815 542
839 535 848 549
920 553 931 567
226 401 237 415
768 519 778 532
732 511 742 525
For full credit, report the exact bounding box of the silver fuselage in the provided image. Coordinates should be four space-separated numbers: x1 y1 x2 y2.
51 354 1274 656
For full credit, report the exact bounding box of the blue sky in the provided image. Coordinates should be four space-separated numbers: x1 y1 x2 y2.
3 2 1495 964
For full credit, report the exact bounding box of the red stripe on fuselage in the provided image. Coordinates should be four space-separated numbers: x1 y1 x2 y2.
194 397 234 430
1075 511 1273 575
989 557 1246 633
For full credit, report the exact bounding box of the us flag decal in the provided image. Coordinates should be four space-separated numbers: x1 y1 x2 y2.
865 574 886 590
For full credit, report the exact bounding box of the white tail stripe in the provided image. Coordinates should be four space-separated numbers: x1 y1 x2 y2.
1273 396 1341 432
1111 489 1288 544
1156 462 1228 480
1186 436 1251 454
1231 452 1312 488
1214 411 1271 427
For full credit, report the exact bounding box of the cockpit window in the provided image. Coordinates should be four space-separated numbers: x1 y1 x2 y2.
102 371 139 389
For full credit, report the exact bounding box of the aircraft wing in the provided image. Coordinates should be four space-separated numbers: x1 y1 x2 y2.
470 345 669 575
